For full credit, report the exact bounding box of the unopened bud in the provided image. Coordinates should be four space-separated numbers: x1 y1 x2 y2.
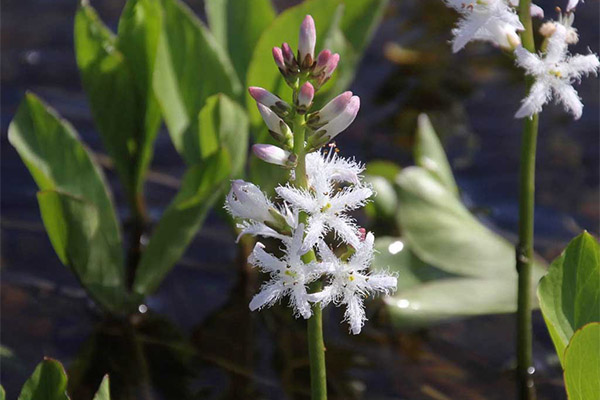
314 49 332 73
358 228 367 242
249 87 291 116
296 82 314 113
298 15 316 68
272 47 285 70
252 144 294 167
308 91 353 126
281 42 295 66
489 22 521 50
315 95 360 142
227 180 274 222
257 103 292 137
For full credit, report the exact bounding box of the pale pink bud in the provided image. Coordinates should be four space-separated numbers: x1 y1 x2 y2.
248 87 291 113
272 47 285 70
323 53 340 78
252 144 292 166
319 96 360 140
297 82 314 108
315 49 332 71
298 15 316 63
314 91 352 123
567 0 580 12
358 228 367 242
281 42 295 65
229 180 273 222
256 103 291 136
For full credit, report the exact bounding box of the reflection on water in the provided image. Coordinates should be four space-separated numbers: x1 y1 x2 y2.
1 0 597 399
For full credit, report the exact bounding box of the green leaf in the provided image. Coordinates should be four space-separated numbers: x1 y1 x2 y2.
384 278 525 328
365 160 402 181
339 0 388 53
1 385 5 400
396 167 545 280
414 114 458 196
205 0 275 86
75 1 161 197
537 232 600 366
365 175 398 219
8 94 125 304
37 191 129 311
245 0 342 129
564 322 600 400
180 94 249 172
92 375 110 400
153 0 241 158
18 358 69 400
133 150 232 295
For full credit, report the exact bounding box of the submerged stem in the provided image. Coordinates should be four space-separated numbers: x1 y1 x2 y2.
292 111 328 400
516 1 538 399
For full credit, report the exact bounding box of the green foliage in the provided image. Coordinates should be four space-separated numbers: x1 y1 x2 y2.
414 114 458 196
37 191 130 311
17 359 110 400
134 151 232 295
153 0 241 158
372 115 546 327
18 358 69 400
92 376 110 400
0 385 5 400
538 232 599 365
8 94 128 313
205 0 276 86
75 0 162 198
564 322 600 399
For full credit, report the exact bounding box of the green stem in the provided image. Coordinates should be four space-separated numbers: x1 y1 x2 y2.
292 111 327 400
127 191 147 290
516 1 538 399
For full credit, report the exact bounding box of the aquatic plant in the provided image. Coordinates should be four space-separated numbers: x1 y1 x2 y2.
225 15 397 398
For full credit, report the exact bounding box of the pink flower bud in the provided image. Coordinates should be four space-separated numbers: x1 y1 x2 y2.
272 47 285 70
358 228 367 242
249 87 291 112
297 82 314 108
323 53 340 78
298 15 316 63
315 91 353 123
252 144 292 166
256 103 291 136
281 42 295 65
315 49 332 71
319 96 360 140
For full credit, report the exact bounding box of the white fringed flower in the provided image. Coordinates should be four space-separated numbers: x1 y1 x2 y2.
514 23 600 119
276 152 372 251
248 224 321 319
444 0 524 52
310 233 397 334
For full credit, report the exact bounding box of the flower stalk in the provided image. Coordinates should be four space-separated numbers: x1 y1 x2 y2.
516 1 537 399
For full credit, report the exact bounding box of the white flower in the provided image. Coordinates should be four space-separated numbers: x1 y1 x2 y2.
567 0 582 12
310 233 397 334
514 24 600 119
248 224 321 319
225 180 274 222
445 0 524 52
276 152 372 251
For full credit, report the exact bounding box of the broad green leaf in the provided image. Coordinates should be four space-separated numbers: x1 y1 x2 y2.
364 175 398 219
384 278 527 328
365 160 402 181
180 94 248 173
339 0 388 53
92 375 110 400
8 94 124 272
205 0 275 86
75 2 161 196
18 358 69 400
134 151 232 295
1 385 5 400
414 114 458 195
374 237 454 292
537 232 600 365
564 322 600 400
153 0 241 158
37 191 129 312
396 167 545 279
246 0 342 129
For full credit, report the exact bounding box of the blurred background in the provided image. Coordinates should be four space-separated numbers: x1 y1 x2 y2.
1 0 598 399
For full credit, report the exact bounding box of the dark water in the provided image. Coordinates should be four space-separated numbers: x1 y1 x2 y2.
1 0 598 399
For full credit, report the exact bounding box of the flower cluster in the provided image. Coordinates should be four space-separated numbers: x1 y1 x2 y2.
442 0 599 119
226 15 396 334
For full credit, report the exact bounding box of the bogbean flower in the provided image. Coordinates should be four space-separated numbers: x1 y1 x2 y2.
443 0 524 52
226 13 397 335
249 224 322 319
514 22 600 119
310 233 397 334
